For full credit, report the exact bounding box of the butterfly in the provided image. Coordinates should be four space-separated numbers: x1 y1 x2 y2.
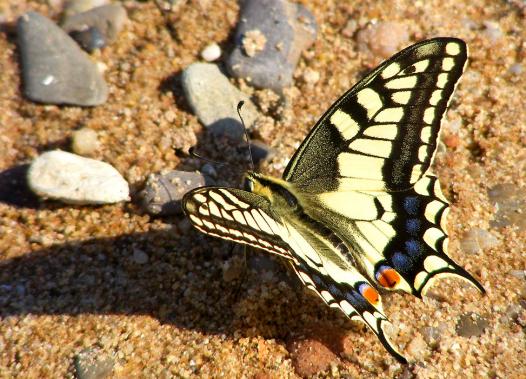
182 37 485 363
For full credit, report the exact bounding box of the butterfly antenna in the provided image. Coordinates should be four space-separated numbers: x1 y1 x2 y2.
237 101 255 171
188 146 232 168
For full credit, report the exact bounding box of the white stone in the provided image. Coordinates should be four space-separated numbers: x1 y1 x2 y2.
201 42 221 62
28 150 129 204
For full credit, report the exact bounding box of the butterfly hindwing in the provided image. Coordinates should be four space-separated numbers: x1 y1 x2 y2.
284 38 467 192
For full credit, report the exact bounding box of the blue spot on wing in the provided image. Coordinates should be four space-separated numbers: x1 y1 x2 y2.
405 239 421 256
404 196 420 215
406 218 421 235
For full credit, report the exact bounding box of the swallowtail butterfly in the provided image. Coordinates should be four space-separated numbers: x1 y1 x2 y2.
182 38 485 363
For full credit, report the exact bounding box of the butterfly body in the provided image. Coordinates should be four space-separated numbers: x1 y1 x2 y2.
183 38 484 363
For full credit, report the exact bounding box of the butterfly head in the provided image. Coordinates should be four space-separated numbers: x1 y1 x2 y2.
244 171 299 209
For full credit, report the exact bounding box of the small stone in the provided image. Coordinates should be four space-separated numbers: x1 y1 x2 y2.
356 21 410 59
456 312 489 337
62 4 128 47
482 20 502 43
488 183 526 230
200 42 221 62
27 150 129 204
406 334 429 360
74 347 114 379
341 18 358 38
242 29 267 57
508 63 523 75
140 170 211 215
181 63 259 140
420 325 443 346
69 26 106 52
200 163 217 179
64 0 109 17
17 12 108 106
132 248 149 265
301 68 320 85
71 127 100 156
287 337 338 377
226 0 317 91
459 227 499 254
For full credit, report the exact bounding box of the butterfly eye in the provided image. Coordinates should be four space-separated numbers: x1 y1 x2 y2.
244 177 254 192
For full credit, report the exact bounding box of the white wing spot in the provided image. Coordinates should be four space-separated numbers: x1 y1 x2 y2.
189 214 203 226
349 138 393 158
437 73 449 88
442 57 455 71
446 42 461 56
232 210 247 225
429 90 443 106
414 271 428 290
338 153 385 180
198 205 210 216
357 88 383 119
194 194 207 203
423 227 445 251
385 75 417 90
410 59 430 73
424 200 446 224
210 191 237 211
364 124 399 140
374 107 404 123
381 62 401 79
339 300 356 316
410 164 423 183
218 189 250 209
423 255 449 272
423 108 435 124
243 211 260 230
251 209 273 234
330 109 360 140
372 220 396 239
418 145 428 162
220 209 234 221
363 311 379 333
202 219 215 229
208 202 221 217
420 126 432 143
391 91 411 105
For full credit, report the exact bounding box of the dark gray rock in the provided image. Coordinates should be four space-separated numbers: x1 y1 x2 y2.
226 0 317 91
181 63 259 140
140 170 213 215
74 347 114 379
17 12 108 106
456 312 489 337
62 4 128 48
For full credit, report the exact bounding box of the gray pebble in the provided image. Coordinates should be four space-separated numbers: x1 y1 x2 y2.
226 0 317 91
181 63 259 140
17 12 108 106
64 0 109 17
488 183 526 230
140 170 212 215
508 63 523 75
74 347 114 379
27 150 129 204
459 227 499 254
71 127 100 156
69 26 106 53
456 312 489 337
62 4 128 47
132 248 149 265
200 163 217 179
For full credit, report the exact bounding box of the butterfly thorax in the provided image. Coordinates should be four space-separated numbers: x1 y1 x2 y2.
245 171 299 211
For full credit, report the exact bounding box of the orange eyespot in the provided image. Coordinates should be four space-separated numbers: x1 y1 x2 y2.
359 283 379 305
376 267 401 288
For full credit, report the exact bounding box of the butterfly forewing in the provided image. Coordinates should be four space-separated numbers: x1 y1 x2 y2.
182 188 294 260
284 38 467 192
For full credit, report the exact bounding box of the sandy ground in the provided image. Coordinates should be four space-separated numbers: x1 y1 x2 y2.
0 0 525 378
